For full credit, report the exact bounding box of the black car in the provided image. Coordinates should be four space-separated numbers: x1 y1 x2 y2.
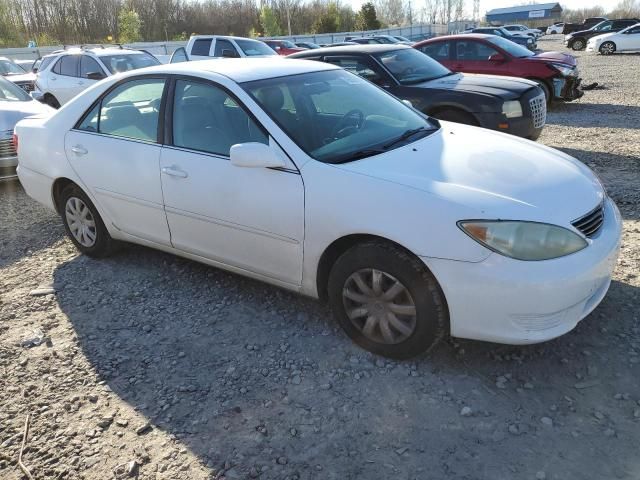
564 18 640 50
289 44 547 140
464 27 537 50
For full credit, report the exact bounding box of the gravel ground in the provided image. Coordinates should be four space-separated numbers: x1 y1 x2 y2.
1 36 639 480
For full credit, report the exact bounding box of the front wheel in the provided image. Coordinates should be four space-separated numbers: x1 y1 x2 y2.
532 80 552 105
328 241 448 359
59 184 115 257
599 42 616 55
571 38 585 50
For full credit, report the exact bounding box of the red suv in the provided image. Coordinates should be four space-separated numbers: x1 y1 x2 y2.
263 40 306 56
414 34 582 103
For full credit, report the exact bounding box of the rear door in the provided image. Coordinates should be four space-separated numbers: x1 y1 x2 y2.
451 39 502 75
189 38 214 60
49 55 81 104
415 40 453 69
65 77 171 245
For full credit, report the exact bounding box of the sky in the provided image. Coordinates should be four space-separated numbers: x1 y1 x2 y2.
349 0 621 17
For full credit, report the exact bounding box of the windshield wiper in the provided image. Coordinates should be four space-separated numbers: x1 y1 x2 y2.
382 126 433 149
330 148 387 164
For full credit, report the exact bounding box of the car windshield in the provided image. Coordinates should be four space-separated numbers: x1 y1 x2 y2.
486 36 534 57
100 52 160 74
281 40 296 48
591 21 611 31
0 59 26 75
236 39 276 56
374 48 452 84
375 36 399 44
243 69 438 164
497 28 512 36
0 76 31 101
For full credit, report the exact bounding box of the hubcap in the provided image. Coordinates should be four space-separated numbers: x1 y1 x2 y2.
342 269 417 345
65 197 97 247
602 43 614 54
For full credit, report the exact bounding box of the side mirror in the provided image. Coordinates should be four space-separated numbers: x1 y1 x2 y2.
230 142 286 169
401 99 413 108
488 53 506 62
221 49 239 58
86 71 106 80
31 67 38 73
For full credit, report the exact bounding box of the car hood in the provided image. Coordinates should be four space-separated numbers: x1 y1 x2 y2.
0 100 54 131
335 122 604 224
3 72 36 83
416 73 537 99
525 51 577 67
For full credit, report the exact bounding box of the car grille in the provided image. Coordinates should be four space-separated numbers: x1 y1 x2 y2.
529 94 547 129
0 137 16 159
572 202 605 238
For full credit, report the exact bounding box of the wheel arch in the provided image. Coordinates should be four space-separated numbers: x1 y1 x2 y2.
51 177 79 214
316 233 429 303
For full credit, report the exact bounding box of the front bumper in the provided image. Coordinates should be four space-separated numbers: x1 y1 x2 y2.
553 75 583 101
474 89 546 141
422 197 622 345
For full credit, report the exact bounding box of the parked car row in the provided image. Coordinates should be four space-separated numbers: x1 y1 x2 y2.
13 56 621 358
564 18 640 51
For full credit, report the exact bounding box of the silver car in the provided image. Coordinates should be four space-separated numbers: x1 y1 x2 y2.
0 76 53 180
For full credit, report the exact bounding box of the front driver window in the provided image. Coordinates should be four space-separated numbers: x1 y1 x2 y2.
455 41 498 61
172 79 267 156
78 79 165 142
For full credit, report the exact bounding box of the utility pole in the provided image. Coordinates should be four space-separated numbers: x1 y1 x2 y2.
473 0 480 23
286 0 292 36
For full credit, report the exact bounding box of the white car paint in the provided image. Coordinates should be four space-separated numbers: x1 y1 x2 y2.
36 48 161 106
185 35 278 61
546 23 564 34
15 58 622 346
586 23 640 53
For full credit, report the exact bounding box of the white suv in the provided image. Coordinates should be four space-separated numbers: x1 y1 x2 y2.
35 47 160 108
184 35 277 60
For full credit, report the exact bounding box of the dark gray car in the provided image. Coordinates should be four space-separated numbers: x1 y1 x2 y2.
289 44 547 140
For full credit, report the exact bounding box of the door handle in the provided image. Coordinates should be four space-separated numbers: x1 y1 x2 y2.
71 145 88 155
161 166 188 178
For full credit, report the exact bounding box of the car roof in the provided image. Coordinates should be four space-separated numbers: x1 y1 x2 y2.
420 33 493 42
190 35 263 42
290 44 410 56
123 57 338 83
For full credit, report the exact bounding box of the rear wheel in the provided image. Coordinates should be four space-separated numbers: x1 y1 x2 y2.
59 184 115 257
599 42 616 55
328 241 448 359
430 109 478 126
43 94 60 109
571 38 585 50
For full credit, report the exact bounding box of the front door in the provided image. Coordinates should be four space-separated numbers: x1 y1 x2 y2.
452 39 502 75
160 78 305 285
617 26 640 51
65 77 171 246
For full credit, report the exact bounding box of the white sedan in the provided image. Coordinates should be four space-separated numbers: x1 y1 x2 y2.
15 58 621 358
587 23 640 54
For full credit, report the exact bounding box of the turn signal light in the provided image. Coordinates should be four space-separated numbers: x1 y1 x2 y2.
11 133 18 153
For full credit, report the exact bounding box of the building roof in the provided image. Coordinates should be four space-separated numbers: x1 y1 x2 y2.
486 3 561 15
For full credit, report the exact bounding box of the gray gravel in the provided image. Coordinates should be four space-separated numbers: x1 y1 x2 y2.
1 36 639 480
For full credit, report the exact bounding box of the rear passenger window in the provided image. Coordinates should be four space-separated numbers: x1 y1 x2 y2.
214 39 236 57
191 39 212 56
172 79 267 156
419 42 450 60
55 55 79 76
78 79 165 142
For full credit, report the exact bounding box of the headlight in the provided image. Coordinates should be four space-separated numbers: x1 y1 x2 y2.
458 221 588 261
527 38 533 44
502 100 523 118
551 63 575 76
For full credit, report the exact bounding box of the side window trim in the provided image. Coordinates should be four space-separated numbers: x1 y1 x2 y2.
164 74 269 156
73 74 169 144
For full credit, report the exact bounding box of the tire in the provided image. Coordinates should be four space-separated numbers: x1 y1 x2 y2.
599 41 616 55
58 183 115 257
44 94 60 109
571 38 585 50
532 80 552 105
327 241 449 359
431 109 478 126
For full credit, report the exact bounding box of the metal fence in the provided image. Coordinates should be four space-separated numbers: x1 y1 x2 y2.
0 23 453 61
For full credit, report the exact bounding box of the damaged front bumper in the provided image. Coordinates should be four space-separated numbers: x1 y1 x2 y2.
552 75 583 101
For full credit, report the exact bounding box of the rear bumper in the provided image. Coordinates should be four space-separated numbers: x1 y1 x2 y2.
16 165 57 211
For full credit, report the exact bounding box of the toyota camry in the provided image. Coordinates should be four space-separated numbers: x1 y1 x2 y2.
15 58 621 358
